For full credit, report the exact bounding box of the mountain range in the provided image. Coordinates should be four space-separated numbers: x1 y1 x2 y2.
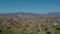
0 12 60 16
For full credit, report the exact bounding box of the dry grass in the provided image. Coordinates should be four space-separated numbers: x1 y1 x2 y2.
0 16 60 34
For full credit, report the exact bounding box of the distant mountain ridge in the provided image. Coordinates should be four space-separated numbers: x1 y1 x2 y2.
0 12 40 16
0 12 60 16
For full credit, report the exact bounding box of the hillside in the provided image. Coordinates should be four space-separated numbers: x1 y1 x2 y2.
0 14 60 34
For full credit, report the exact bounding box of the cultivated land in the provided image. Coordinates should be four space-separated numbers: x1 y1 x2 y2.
0 16 60 34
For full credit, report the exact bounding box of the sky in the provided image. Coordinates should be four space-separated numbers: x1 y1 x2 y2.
0 0 60 14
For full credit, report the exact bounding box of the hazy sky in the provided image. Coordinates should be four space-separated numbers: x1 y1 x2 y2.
0 0 60 14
